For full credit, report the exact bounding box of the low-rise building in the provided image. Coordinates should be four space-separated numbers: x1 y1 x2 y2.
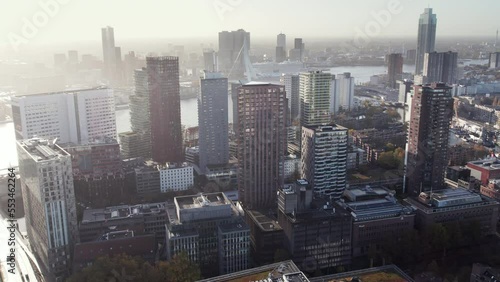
480 179 500 201
79 202 167 243
166 192 250 277
73 233 156 273
405 188 499 234
337 186 415 257
467 158 500 186
135 165 160 195
277 180 352 273
158 162 194 192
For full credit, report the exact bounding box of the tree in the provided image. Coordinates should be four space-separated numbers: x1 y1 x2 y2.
161 252 201 282
67 254 149 282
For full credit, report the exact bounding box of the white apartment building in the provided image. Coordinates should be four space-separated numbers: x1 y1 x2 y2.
159 163 194 192
12 87 116 143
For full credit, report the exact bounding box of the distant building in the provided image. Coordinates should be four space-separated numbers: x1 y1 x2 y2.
17 138 79 281
480 179 500 201
119 68 152 159
277 180 352 273
198 71 229 172
12 87 116 143
406 49 417 62
415 8 437 74
300 71 333 126
101 26 122 85
405 188 499 234
276 33 287 63
422 51 458 84
230 82 242 135
147 56 183 163
218 29 250 78
406 83 453 195
489 52 500 69
281 74 300 121
203 49 218 72
331 72 355 114
237 82 286 209
289 38 304 62
302 124 348 198
467 158 500 186
338 186 415 257
283 154 301 180
347 146 366 170
387 53 403 89
166 193 250 277
397 79 413 104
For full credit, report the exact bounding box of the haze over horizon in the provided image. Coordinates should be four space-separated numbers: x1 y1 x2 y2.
1 0 498 52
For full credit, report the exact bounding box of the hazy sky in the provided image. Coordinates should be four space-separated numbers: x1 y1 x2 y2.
0 0 499 48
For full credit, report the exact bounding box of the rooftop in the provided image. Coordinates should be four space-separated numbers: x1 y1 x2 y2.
405 188 498 211
338 197 414 222
197 260 302 282
467 157 500 170
81 202 166 224
343 185 390 202
18 137 69 162
309 264 414 282
246 209 282 232
175 193 230 210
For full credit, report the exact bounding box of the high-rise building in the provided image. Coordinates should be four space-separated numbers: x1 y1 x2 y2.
277 33 286 50
119 68 152 160
422 51 458 84
17 137 79 280
67 50 78 64
281 74 300 121
406 83 453 195
330 72 355 114
289 38 305 62
415 8 437 74
218 29 250 78
230 81 242 135
302 124 348 198
406 49 416 62
276 33 287 63
237 82 286 209
101 26 118 82
198 71 229 172
489 52 500 69
203 49 218 72
12 87 116 143
387 53 404 88
147 56 183 163
300 71 333 126
54 53 66 67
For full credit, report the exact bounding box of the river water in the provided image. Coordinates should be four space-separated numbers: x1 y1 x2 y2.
0 60 488 168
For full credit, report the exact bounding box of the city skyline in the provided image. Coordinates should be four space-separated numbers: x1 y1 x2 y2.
1 0 499 49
